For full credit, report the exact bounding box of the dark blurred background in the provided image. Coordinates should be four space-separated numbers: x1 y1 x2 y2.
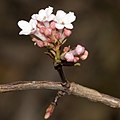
0 0 120 120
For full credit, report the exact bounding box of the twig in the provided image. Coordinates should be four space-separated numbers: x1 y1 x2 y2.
0 81 120 108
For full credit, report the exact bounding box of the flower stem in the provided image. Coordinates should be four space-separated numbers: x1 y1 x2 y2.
54 62 70 88
54 63 66 83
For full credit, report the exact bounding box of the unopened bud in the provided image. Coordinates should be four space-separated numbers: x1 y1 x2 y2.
55 33 62 39
44 28 52 36
44 104 55 119
50 21 56 30
75 45 85 55
39 26 46 33
64 28 72 37
73 57 79 62
64 52 74 62
32 38 44 47
80 50 88 60
63 46 70 52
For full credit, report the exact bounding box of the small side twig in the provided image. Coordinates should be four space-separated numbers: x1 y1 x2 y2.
0 81 120 108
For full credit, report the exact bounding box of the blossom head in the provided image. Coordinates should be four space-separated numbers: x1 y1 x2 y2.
18 6 76 48
17 6 88 65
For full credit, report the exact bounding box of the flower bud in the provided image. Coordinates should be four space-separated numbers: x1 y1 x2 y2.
80 50 88 60
64 52 74 62
64 28 72 37
75 45 85 55
50 21 56 30
44 28 52 36
63 46 70 52
32 38 44 47
44 104 55 119
39 26 46 33
55 33 62 39
74 57 79 62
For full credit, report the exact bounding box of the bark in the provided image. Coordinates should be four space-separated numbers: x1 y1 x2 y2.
0 81 120 108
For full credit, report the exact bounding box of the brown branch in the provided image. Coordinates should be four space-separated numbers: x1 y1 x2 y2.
0 81 120 108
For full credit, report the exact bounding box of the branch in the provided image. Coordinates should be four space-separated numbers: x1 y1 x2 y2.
0 81 120 108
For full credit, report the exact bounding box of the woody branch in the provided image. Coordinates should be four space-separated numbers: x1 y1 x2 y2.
0 81 120 108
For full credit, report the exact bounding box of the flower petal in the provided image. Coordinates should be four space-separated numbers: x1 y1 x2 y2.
18 20 32 30
34 31 47 41
47 14 55 21
38 9 46 21
19 30 31 35
55 23 64 29
45 6 53 16
29 19 37 29
31 14 39 20
56 10 66 20
65 12 76 23
18 20 32 35
64 23 73 29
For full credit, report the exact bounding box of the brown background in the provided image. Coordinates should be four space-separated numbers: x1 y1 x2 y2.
0 0 120 120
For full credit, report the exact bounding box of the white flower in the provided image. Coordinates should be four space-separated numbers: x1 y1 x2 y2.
18 19 37 35
31 14 39 20
33 6 55 22
18 19 47 41
54 10 76 29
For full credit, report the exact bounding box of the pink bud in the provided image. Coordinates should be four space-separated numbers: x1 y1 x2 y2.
55 33 62 39
64 28 72 37
37 22 42 28
74 57 79 62
63 46 70 52
65 52 74 62
80 50 88 60
32 38 44 47
75 45 85 55
44 41 50 46
44 28 52 36
50 21 56 30
44 104 55 119
39 26 46 33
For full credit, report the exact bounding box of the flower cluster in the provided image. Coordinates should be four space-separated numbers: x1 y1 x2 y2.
62 45 88 63
18 6 88 64
18 6 75 47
